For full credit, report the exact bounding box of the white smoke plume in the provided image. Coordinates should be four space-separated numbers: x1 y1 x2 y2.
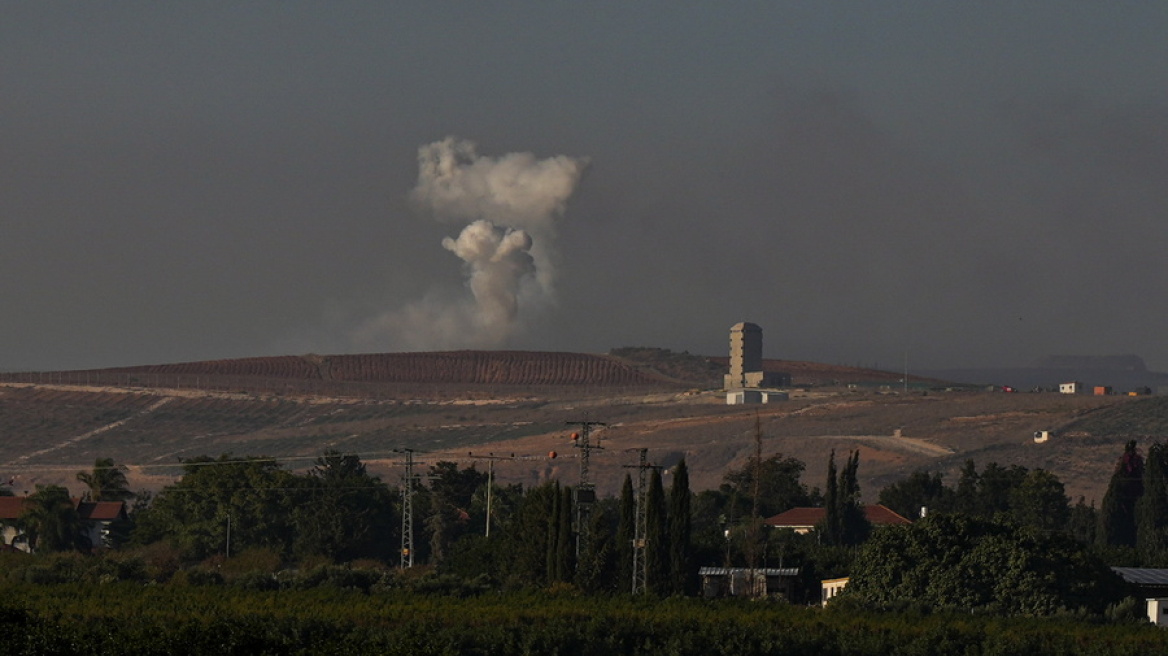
354 137 588 351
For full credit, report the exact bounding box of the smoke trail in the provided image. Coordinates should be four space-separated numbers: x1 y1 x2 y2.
353 137 588 351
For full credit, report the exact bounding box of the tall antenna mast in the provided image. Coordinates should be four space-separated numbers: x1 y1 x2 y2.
395 448 417 569
748 412 764 596
567 419 606 558
624 447 659 595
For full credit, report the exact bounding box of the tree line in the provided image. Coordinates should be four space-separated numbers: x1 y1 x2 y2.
2 440 1161 615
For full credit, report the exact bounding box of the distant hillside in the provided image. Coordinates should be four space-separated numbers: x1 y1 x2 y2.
1061 396 1168 437
0 351 683 396
1 349 937 395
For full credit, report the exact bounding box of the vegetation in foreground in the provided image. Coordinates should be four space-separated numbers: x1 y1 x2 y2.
9 439 1168 653
1 579 1166 656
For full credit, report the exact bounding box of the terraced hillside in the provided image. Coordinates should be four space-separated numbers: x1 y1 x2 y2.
114 351 683 388
0 349 935 398
0 350 1156 506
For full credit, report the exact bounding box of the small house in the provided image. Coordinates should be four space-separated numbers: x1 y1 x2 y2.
1111 567 1168 626
1059 382 1083 394
764 505 912 535
0 496 128 552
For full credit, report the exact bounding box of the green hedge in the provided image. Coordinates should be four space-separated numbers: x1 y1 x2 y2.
2 583 1166 656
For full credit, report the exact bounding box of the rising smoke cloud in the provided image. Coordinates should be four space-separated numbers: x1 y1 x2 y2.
353 137 588 351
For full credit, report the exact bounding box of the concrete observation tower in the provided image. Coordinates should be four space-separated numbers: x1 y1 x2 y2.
723 322 790 404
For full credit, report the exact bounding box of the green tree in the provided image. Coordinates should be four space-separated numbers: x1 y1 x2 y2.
135 455 299 559
821 450 869 546
575 498 616 592
839 450 869 544
821 451 840 544
504 481 557 585
952 460 980 515
429 461 488 514
878 470 949 520
545 481 562 581
645 468 669 595
977 462 1029 518
19 485 87 553
1008 469 1069 533
847 514 1126 616
292 450 396 562
1099 440 1144 548
427 461 488 564
76 458 134 502
668 458 695 595
1067 496 1097 545
1137 441 1168 563
615 475 635 592
720 453 813 519
689 489 732 568
553 485 575 582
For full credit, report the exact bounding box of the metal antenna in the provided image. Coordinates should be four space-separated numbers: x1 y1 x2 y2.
748 412 763 596
395 448 417 569
567 420 607 558
624 447 659 595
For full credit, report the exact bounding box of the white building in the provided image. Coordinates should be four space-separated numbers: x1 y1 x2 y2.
822 577 849 606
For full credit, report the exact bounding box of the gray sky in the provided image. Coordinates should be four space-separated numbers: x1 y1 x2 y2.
4 2 1168 372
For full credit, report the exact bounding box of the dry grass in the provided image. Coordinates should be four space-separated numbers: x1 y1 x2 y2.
0 352 1147 506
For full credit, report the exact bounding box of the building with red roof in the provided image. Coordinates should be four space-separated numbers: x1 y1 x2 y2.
0 496 128 552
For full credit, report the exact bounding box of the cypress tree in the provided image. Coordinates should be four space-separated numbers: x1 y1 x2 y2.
839 450 870 545
645 468 669 595
546 481 561 581
668 459 694 596
1099 440 1144 548
822 450 840 544
508 481 556 584
954 459 980 516
555 485 576 582
1137 442 1168 561
615 475 635 592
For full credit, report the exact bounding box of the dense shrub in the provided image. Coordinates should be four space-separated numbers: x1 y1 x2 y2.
3 583 1168 655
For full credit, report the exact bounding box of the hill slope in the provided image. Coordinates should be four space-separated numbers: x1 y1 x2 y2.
0 350 1149 505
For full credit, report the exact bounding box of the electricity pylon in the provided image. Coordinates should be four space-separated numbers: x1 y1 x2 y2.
567 420 606 558
395 448 420 569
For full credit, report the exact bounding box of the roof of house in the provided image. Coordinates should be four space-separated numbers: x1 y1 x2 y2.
78 501 127 521
1113 567 1168 588
0 496 29 521
0 496 126 522
764 504 912 529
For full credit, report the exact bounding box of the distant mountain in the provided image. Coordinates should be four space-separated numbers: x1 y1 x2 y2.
920 354 1168 392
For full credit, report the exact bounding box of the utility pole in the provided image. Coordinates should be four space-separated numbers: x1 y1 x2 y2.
468 452 515 538
395 448 418 569
747 412 763 597
624 447 660 595
567 420 606 559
